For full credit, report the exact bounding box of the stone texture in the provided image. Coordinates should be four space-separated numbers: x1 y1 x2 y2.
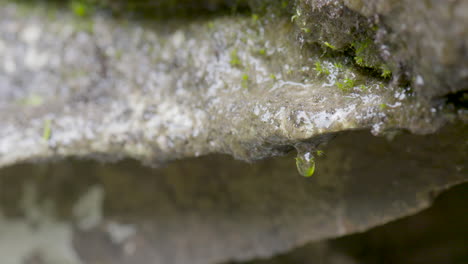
0 1 462 168
0 124 466 264
294 0 468 98
236 182 468 264
0 1 466 264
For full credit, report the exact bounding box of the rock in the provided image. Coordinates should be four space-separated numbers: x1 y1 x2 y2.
293 0 468 98
0 125 466 264
0 1 463 167
237 182 468 264
0 1 466 264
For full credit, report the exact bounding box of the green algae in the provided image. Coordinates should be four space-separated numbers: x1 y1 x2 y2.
42 119 52 141
230 49 242 67
70 0 92 17
314 61 330 76
323 41 337 50
17 94 44 107
241 73 249 88
336 77 356 92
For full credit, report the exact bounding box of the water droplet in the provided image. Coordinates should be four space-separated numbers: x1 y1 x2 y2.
295 151 316 177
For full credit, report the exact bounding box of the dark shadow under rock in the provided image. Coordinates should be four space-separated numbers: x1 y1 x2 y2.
233 182 468 264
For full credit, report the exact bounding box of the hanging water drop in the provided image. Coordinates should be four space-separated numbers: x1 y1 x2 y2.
295 151 316 177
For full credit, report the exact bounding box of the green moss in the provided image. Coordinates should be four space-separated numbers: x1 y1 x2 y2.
251 13 259 23
17 94 44 107
314 61 330 76
42 119 52 141
323 41 337 50
115 49 123 60
230 49 242 67
241 73 249 88
358 84 368 91
70 0 92 17
350 39 393 79
354 56 365 67
336 76 355 92
333 62 343 69
380 65 392 79
352 39 370 54
290 8 301 22
207 21 215 29
50 0 253 20
76 19 95 33
352 39 373 67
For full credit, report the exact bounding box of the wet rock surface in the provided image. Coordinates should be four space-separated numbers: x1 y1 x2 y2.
0 0 464 167
0 1 467 264
294 0 468 99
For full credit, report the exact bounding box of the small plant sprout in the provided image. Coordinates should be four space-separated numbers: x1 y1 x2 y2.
336 82 346 91
18 94 44 107
333 62 343 69
379 103 388 110
230 49 242 67
314 61 321 73
301 27 311 33
380 65 392 78
291 14 298 22
344 76 356 87
241 74 249 89
354 56 365 66
291 8 301 22
324 41 337 50
42 119 52 141
358 84 368 91
314 61 330 76
258 48 266 56
352 39 370 54
336 76 356 92
252 14 259 23
295 150 324 177
270 74 277 80
70 0 90 17
352 39 372 67
207 22 215 29
115 49 123 60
